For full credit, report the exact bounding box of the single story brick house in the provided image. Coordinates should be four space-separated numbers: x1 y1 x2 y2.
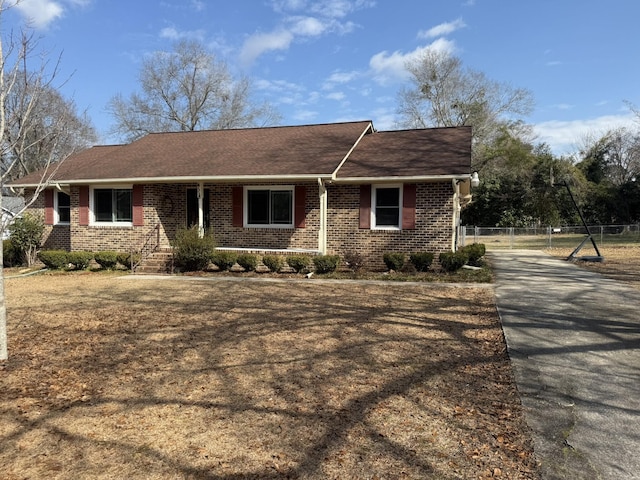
11 121 475 270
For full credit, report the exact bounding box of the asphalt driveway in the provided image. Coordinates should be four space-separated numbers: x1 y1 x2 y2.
491 250 640 480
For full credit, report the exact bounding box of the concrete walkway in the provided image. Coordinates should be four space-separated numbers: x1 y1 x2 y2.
491 250 640 480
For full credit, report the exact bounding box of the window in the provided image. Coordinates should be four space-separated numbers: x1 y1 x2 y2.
245 187 293 227
55 192 70 224
372 185 401 229
92 188 132 224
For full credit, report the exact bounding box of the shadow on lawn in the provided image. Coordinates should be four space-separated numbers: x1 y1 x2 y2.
2 278 534 479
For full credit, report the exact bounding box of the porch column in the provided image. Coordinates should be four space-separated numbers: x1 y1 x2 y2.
197 182 204 237
318 178 327 254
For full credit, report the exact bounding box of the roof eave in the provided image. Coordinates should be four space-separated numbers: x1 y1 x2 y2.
332 174 471 184
11 173 336 187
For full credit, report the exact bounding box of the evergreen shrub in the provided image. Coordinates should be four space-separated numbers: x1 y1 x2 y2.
409 252 434 272
312 255 340 274
237 253 258 272
439 251 469 272
262 254 283 273
211 251 238 271
172 227 216 271
286 255 310 273
37 250 69 270
383 252 406 271
94 251 119 269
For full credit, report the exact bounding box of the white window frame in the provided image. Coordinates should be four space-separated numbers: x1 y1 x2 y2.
244 185 294 228
54 191 70 225
371 184 403 230
89 185 133 226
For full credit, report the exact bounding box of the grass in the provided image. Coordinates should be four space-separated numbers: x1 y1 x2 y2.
0 274 538 479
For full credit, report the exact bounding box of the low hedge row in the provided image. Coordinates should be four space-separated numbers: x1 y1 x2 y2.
207 253 341 274
37 250 139 271
382 244 486 273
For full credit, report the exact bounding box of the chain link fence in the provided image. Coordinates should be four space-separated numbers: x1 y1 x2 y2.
460 224 640 249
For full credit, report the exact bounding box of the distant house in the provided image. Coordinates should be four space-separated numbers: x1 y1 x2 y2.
10 121 475 270
1 196 26 240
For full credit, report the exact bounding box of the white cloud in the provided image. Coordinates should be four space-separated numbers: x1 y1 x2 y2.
239 30 295 66
322 70 360 90
552 103 574 111
326 70 359 84
242 0 372 65
418 18 466 39
14 0 64 29
13 0 92 29
293 109 318 122
369 38 456 85
191 0 205 11
533 114 637 155
271 0 375 18
289 16 327 36
160 26 205 41
371 107 397 131
255 78 305 94
326 91 346 101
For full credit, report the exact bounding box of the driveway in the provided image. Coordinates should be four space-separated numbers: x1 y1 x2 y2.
491 250 640 479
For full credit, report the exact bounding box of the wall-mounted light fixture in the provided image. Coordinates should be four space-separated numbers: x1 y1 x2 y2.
470 171 480 188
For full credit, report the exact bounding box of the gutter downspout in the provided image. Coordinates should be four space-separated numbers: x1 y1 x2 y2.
451 179 462 251
197 182 204 237
318 178 327 254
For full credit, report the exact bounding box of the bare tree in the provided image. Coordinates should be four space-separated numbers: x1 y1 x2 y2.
1 1 81 360
397 50 534 162
579 127 640 186
108 40 281 142
2 67 97 182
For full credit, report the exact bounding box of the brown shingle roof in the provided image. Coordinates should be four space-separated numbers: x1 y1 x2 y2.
10 122 472 186
335 126 472 179
12 121 373 185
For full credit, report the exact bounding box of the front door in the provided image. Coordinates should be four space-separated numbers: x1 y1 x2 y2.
186 188 210 230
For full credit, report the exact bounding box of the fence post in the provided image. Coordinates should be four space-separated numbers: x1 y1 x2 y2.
600 225 603 245
548 226 551 248
475 226 479 244
509 227 514 249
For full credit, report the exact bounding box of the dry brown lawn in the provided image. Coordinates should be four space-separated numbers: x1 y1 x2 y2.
545 244 640 291
0 273 539 479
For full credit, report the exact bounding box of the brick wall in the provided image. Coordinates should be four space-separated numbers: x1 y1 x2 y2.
212 182 319 250
30 180 455 270
325 182 455 270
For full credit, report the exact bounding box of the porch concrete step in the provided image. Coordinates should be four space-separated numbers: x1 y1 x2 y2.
135 251 173 274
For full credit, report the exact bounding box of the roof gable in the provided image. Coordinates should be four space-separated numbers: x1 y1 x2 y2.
334 126 472 179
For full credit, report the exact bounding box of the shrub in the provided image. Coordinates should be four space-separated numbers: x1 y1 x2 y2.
67 251 94 270
262 254 283 273
117 252 140 270
3 239 21 267
313 255 340 274
286 255 310 273
383 252 405 271
94 251 119 270
172 227 216 271
8 213 44 267
409 252 434 272
460 243 486 265
439 251 469 272
342 250 364 272
211 251 238 271
236 253 258 272
37 250 69 270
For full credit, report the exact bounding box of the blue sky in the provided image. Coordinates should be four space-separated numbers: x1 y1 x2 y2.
5 0 640 155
